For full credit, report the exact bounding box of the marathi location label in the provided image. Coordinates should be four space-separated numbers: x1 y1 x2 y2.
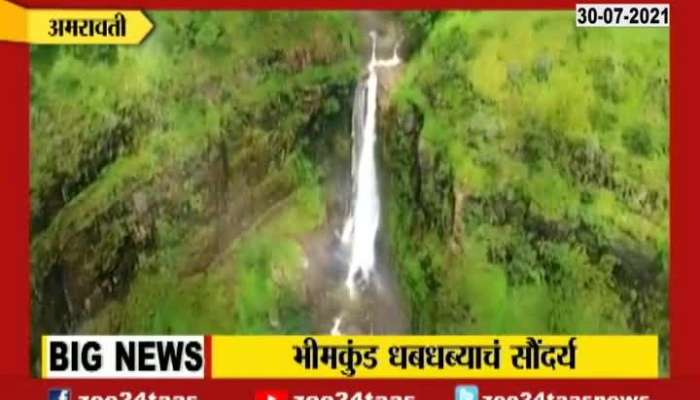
0 0 153 45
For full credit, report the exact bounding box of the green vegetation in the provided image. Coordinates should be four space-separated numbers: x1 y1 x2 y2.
385 12 668 368
31 11 359 355
31 10 669 373
80 182 324 334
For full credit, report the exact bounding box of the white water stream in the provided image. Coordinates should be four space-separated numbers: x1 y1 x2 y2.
333 32 400 334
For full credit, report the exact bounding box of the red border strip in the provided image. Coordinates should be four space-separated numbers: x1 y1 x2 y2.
2 378 700 398
668 0 698 379
204 335 212 379
1 0 698 396
11 0 677 9
0 41 30 377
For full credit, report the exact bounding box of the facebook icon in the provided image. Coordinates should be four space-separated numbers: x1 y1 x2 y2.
455 385 479 400
48 388 71 400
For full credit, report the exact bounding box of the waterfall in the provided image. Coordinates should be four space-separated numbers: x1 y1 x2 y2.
342 32 401 299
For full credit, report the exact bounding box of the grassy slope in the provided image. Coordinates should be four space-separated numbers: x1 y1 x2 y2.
81 181 325 334
388 11 668 363
31 12 359 337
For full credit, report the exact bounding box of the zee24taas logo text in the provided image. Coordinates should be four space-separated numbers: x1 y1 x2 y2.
48 389 197 400
457 388 652 400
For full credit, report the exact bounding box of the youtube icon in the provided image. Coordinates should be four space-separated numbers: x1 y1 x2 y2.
255 390 289 400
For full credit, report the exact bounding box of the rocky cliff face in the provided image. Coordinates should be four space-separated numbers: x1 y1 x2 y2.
30 12 361 372
383 105 455 242
30 10 669 374
379 13 668 370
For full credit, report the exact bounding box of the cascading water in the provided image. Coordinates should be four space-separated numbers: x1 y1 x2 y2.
318 26 408 336
341 31 401 300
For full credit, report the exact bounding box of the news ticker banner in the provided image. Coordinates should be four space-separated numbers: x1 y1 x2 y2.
42 335 658 379
0 0 152 44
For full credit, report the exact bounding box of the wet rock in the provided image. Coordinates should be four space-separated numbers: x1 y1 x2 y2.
269 308 280 329
132 191 148 215
400 105 418 133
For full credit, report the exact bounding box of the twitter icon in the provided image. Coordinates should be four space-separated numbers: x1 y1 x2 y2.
455 385 479 400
